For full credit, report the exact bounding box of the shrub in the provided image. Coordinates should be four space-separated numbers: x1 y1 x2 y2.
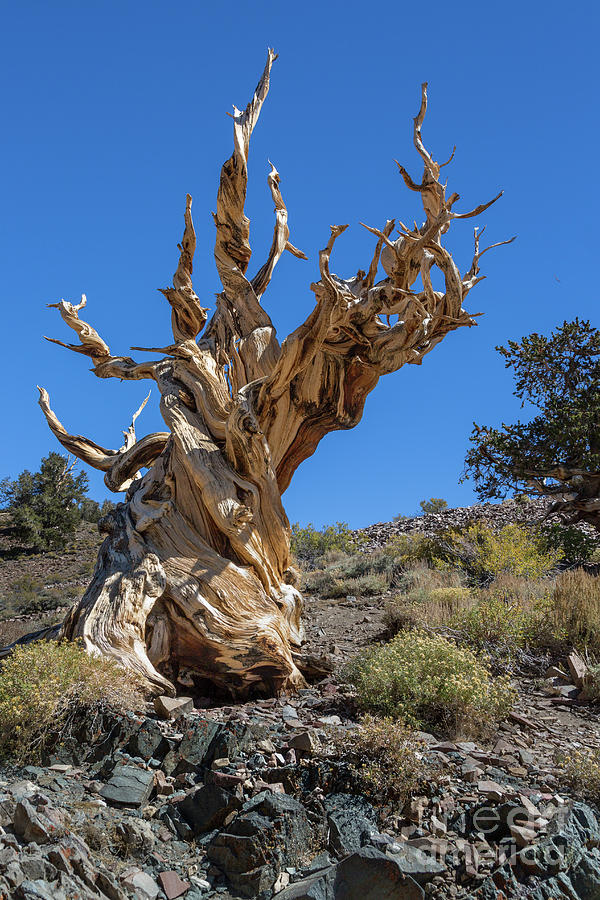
328 573 390 598
345 631 515 737
539 523 600 566
0 575 43 616
0 641 145 762
420 498 448 515
551 569 600 654
305 566 389 599
446 523 562 582
453 597 531 651
290 522 361 564
330 715 426 805
561 747 600 799
450 575 564 656
394 564 463 595
382 533 455 571
582 665 600 702
384 585 473 634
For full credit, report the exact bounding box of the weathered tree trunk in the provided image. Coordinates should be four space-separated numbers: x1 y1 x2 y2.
33 51 511 696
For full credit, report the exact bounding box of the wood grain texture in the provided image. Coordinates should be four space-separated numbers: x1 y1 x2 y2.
33 57 510 696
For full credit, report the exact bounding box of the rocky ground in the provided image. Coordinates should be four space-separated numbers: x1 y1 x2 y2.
2 510 600 899
353 498 596 553
1 608 600 899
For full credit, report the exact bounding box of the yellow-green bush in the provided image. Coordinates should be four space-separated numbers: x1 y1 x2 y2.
450 575 562 655
344 631 515 737
449 523 562 581
453 597 531 650
330 714 426 805
0 641 145 762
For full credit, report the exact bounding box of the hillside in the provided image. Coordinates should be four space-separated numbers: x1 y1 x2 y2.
1 505 600 898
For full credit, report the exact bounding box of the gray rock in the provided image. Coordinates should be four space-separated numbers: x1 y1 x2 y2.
386 844 445 885
288 731 319 754
170 718 222 775
19 858 58 883
323 794 377 858
15 879 68 900
121 868 161 899
334 848 424 899
125 719 169 761
154 695 194 720
115 818 156 853
177 783 242 834
13 800 54 844
570 847 600 898
273 867 335 899
99 765 155 808
208 791 314 897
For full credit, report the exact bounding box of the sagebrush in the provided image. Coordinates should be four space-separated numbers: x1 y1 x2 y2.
345 630 515 737
0 641 145 762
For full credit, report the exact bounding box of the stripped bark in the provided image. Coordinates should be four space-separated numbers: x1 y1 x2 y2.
29 55 510 696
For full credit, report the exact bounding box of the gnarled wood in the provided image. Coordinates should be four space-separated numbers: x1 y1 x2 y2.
29 56 510 697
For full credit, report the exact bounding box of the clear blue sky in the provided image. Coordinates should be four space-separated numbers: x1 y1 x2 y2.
1 0 598 527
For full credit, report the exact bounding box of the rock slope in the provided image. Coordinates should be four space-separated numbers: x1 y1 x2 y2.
1 669 600 900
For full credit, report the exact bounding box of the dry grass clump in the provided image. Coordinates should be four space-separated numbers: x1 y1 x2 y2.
330 714 427 805
0 640 146 762
561 747 600 799
344 630 515 738
550 569 600 655
385 585 473 634
304 550 392 598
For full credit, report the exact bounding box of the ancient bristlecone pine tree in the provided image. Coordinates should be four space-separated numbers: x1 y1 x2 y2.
38 53 512 696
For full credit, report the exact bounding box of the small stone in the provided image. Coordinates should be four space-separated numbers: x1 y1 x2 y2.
121 868 160 899
509 823 537 847
429 815 446 836
477 780 506 802
253 779 286 795
158 870 191 899
567 651 588 688
288 731 318 753
317 715 342 727
545 665 570 681
211 757 230 769
154 695 194 720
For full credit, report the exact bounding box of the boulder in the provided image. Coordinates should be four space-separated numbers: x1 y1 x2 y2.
323 794 377 858
333 848 424 899
208 791 315 897
386 844 446 885
169 718 222 775
176 783 242 834
158 870 191 900
99 765 155 808
121 869 160 899
273 867 335 899
13 800 54 844
125 718 170 761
